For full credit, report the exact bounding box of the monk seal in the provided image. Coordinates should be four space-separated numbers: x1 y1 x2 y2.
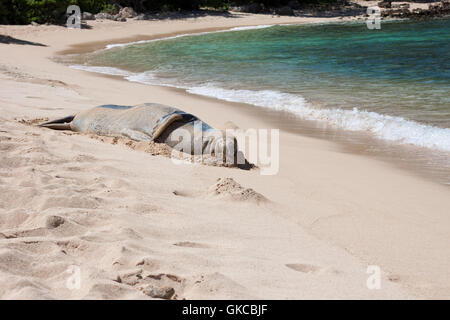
39 103 239 164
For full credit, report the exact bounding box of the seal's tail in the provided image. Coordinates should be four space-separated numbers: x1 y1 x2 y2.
38 115 75 130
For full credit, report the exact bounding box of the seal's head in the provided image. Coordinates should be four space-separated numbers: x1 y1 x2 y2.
160 121 239 165
201 131 238 165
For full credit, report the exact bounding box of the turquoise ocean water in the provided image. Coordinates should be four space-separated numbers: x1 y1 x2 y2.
73 19 450 153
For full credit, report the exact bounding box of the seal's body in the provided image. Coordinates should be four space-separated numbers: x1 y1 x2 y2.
39 103 237 161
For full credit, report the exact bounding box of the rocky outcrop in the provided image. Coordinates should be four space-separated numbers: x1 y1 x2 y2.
230 3 263 13
392 3 410 9
93 7 137 22
82 12 95 20
382 0 450 19
229 1 321 16
378 1 392 9
94 12 115 20
276 6 295 16
83 1 450 24
118 7 137 19
133 13 148 20
288 0 301 10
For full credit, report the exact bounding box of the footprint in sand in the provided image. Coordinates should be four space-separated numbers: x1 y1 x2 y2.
45 215 65 229
286 263 342 275
286 263 322 274
388 274 401 282
172 190 196 197
173 241 210 249
286 262 343 275
1 227 49 239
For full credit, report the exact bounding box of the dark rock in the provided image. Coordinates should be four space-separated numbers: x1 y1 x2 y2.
118 7 137 19
248 3 263 13
442 0 450 9
82 12 95 20
381 11 389 18
399 8 410 17
407 0 450 18
428 3 440 10
133 14 147 20
382 0 450 20
46 216 65 229
277 6 295 16
288 0 301 10
392 3 410 9
143 286 175 299
95 13 115 20
231 3 263 13
378 1 392 9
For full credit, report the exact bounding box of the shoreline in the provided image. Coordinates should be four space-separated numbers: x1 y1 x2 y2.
1 14 450 299
68 63 450 186
64 20 369 54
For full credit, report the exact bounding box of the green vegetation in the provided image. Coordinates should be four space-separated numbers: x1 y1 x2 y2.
0 0 111 24
0 0 338 25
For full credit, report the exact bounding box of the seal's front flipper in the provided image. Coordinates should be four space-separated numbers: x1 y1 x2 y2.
152 113 184 140
38 115 75 130
120 128 153 141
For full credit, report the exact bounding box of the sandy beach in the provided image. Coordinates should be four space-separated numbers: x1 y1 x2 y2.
1 12 450 299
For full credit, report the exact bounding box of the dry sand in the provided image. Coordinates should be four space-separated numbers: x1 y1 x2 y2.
0 12 449 299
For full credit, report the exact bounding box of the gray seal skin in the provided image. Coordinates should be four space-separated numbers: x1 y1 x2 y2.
39 103 237 163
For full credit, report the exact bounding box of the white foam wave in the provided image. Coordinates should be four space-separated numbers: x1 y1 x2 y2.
70 65 135 77
103 25 275 50
187 86 450 152
105 35 192 49
229 25 274 31
125 71 184 88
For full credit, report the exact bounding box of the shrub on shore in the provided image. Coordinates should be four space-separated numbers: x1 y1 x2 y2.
0 0 338 25
0 0 112 24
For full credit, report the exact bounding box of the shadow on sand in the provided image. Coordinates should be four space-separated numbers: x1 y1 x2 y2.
0 35 47 46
